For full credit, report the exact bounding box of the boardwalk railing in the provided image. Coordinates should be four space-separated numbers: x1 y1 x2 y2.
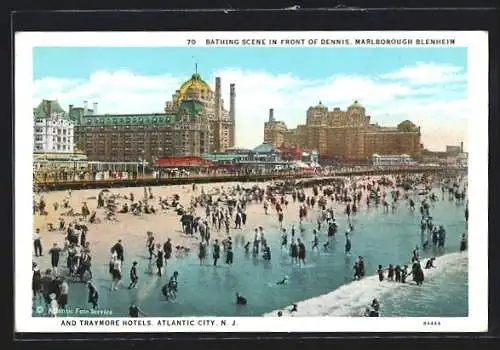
33 166 467 192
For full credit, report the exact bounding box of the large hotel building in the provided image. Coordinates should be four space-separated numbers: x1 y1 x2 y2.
264 100 422 162
60 72 236 162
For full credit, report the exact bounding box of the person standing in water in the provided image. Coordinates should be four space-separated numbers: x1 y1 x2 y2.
129 302 147 317
281 229 288 250
146 232 155 260
226 237 234 265
290 239 298 265
460 233 468 251
401 265 409 283
128 261 139 289
111 254 122 291
58 277 69 310
163 238 172 265
412 245 420 262
387 264 395 281
345 232 352 255
438 225 446 248
87 281 99 309
278 210 284 229
377 265 385 282
353 262 362 280
253 228 261 255
358 256 365 277
198 241 207 265
311 229 319 252
112 239 125 263
298 238 306 266
213 239 221 266
465 203 469 224
156 244 165 276
394 265 402 282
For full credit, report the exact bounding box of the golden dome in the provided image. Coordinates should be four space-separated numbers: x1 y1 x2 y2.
397 120 418 132
178 73 212 98
349 100 364 109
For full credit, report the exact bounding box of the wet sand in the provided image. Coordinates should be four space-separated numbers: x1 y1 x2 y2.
31 180 336 280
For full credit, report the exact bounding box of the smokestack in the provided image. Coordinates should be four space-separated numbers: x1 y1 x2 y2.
269 108 275 122
93 102 98 115
460 141 464 153
230 83 235 120
83 101 88 115
215 77 221 113
215 77 221 100
229 83 236 148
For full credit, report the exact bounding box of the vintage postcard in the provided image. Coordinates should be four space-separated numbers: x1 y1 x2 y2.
15 31 488 333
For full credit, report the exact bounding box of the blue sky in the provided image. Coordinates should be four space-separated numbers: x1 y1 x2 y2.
34 47 467 81
33 47 468 150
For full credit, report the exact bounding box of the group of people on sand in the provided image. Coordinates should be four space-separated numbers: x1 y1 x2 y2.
32 171 468 318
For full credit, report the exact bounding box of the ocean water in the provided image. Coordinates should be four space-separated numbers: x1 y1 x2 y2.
35 189 468 318
263 252 468 317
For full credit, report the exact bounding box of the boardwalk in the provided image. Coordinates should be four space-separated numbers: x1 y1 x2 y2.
34 166 467 192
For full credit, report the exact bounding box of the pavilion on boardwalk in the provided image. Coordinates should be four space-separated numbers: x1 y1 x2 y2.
152 143 298 176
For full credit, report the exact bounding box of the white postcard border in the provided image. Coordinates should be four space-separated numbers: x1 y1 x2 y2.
15 31 489 333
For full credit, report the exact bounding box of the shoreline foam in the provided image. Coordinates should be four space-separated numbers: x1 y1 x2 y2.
263 251 468 317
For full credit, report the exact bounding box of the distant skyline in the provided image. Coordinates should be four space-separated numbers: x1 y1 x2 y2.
33 47 469 151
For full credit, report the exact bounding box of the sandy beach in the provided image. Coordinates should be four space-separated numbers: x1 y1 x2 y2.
28 174 468 318
31 180 327 278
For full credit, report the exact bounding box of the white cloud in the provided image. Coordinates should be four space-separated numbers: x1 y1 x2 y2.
380 62 466 85
32 62 468 151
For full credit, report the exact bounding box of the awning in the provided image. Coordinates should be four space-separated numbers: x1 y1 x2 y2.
154 156 213 168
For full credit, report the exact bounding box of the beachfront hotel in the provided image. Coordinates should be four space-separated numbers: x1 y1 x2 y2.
33 100 75 153
264 101 422 164
64 71 236 162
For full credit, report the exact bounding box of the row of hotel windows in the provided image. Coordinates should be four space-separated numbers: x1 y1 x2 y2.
84 117 174 125
35 118 73 125
34 127 72 135
34 144 71 151
79 132 209 139
34 135 72 142
75 124 208 130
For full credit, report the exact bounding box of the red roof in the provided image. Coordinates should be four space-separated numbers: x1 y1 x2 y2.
154 156 213 168
279 144 303 158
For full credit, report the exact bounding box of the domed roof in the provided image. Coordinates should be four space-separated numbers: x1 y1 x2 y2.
397 120 418 132
311 101 327 109
349 100 364 109
178 73 212 96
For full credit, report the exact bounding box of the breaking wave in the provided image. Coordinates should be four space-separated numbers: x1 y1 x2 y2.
263 251 468 317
